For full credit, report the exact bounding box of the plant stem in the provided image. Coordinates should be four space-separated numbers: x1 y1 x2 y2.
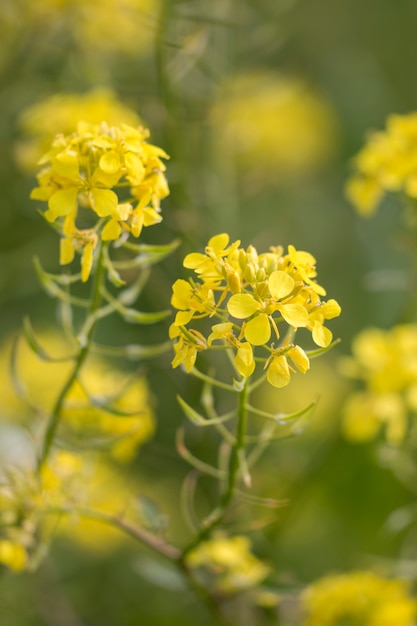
36 242 105 473
46 505 180 560
179 380 249 561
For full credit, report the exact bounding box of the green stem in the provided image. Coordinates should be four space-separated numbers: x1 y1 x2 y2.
179 380 248 561
36 241 106 473
45 505 230 625
45 505 180 560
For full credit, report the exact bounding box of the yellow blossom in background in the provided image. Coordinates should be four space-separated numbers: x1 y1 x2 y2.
3 0 159 65
0 331 155 460
30 120 169 280
301 570 417 626
16 89 141 172
346 111 417 216
41 451 138 552
186 534 269 594
170 234 341 388
341 325 417 444
211 72 337 189
61 369 155 463
0 449 139 562
0 540 28 573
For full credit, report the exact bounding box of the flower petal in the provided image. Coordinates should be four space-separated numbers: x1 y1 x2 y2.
244 313 271 346
235 343 255 378
312 323 332 347
227 293 261 319
90 188 118 217
101 219 122 241
279 303 308 327
268 271 295 299
267 356 291 388
47 188 78 221
99 151 121 174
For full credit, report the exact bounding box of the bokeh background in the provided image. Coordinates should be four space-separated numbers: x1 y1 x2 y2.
1 0 417 624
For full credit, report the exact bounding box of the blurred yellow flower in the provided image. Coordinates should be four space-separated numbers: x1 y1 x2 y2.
346 111 417 216
0 448 140 560
187 534 269 594
0 331 155 461
211 72 337 189
0 540 28 573
341 325 417 444
8 0 159 62
302 570 417 626
16 89 141 172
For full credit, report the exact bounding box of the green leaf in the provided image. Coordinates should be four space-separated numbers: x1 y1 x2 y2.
121 307 171 325
245 399 317 423
134 557 185 591
91 341 172 359
80 393 145 418
136 496 168 533
306 338 341 359
119 239 180 269
33 257 89 307
177 394 234 427
22 317 77 363
103 247 126 287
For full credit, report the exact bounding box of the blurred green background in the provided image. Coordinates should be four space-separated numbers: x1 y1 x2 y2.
1 0 417 624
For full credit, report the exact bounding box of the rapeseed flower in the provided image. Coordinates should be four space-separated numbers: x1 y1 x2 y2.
186 534 269 594
0 331 155 460
302 570 417 626
211 72 337 190
346 111 417 215
170 234 341 387
16 89 141 171
31 121 169 280
0 449 140 565
341 325 417 443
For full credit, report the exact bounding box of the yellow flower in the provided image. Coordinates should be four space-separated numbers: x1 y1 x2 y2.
211 72 337 189
170 234 341 386
16 89 141 172
187 534 269 594
0 540 28 572
346 111 417 215
342 325 417 443
302 571 417 626
60 226 98 282
30 121 169 274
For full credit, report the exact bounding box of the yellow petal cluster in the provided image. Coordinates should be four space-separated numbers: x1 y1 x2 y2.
342 325 417 444
170 234 341 387
31 121 169 280
16 89 141 172
186 534 269 594
346 112 417 215
302 570 417 626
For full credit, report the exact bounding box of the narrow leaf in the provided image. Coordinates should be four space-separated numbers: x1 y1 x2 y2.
91 341 172 359
177 395 234 427
22 317 77 363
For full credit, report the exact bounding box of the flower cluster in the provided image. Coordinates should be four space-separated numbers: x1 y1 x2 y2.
16 89 141 172
186 534 269 594
211 72 336 188
301 570 417 626
341 325 417 444
346 112 417 216
31 121 169 281
170 234 341 387
0 449 138 571
0 332 155 461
